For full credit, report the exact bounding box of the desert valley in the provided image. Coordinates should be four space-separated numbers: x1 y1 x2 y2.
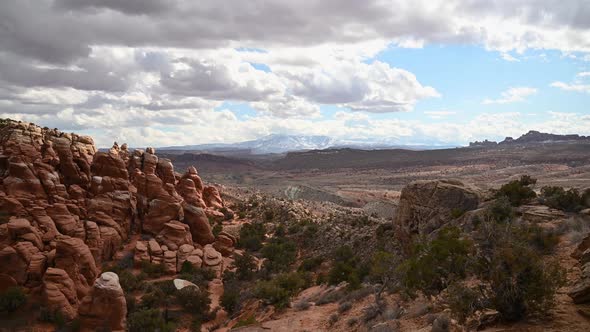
1 119 590 331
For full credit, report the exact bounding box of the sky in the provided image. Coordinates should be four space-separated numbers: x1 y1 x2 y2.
1 1 590 148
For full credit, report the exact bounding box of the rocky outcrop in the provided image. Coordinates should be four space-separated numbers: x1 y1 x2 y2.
156 220 193 250
570 233 590 304
55 236 99 299
394 179 480 235
183 203 215 245
134 241 150 266
203 185 224 209
78 272 127 331
0 119 228 324
203 244 223 276
213 232 236 256
43 267 79 321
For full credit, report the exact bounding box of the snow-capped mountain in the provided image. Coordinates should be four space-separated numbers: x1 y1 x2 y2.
160 134 336 154
159 134 456 154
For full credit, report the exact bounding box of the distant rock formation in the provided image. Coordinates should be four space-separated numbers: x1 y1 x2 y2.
468 139 497 148
0 119 234 322
469 130 590 147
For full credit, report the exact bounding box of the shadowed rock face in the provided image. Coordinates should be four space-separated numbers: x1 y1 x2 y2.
394 179 480 235
0 119 232 322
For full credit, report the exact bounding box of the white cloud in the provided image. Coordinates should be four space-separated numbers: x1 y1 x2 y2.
1 0 590 147
577 72 590 78
424 111 457 119
483 87 538 104
550 81 590 93
500 53 520 62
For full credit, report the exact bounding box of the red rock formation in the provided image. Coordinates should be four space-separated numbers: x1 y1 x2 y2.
0 119 228 324
157 220 193 250
54 236 99 299
78 272 127 331
183 203 215 245
203 185 224 209
43 267 79 321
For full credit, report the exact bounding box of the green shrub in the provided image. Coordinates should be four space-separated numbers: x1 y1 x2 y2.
298 257 323 272
487 196 514 223
128 309 175 332
139 288 167 308
220 207 234 220
486 244 565 321
582 188 590 207
496 176 537 206
446 283 481 323
450 208 466 219
139 261 166 278
212 223 223 237
176 287 211 320
523 225 559 254
178 262 216 288
327 246 369 290
0 287 26 313
254 272 308 308
125 294 136 314
116 270 145 292
220 282 241 315
397 227 473 295
235 315 257 328
238 223 266 251
261 237 297 273
541 186 584 212
233 252 257 281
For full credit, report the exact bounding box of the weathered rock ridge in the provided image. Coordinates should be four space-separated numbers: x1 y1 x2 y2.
0 119 232 321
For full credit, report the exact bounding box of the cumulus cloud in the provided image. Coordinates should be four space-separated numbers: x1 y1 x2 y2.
483 87 538 104
1 0 589 146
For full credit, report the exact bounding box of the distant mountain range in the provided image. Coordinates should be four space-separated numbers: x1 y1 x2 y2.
159 134 456 154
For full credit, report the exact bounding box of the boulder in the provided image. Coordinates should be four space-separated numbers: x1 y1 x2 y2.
3 156 46 200
173 278 198 290
394 179 480 235
26 252 47 287
185 255 203 269
213 232 236 256
203 244 223 275
91 151 128 179
177 244 195 271
43 268 79 321
0 246 28 284
156 220 193 250
55 236 99 299
148 239 163 264
134 241 150 266
7 218 43 249
203 186 224 209
183 203 215 245
143 199 183 235
163 250 177 274
156 158 176 185
79 272 127 331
